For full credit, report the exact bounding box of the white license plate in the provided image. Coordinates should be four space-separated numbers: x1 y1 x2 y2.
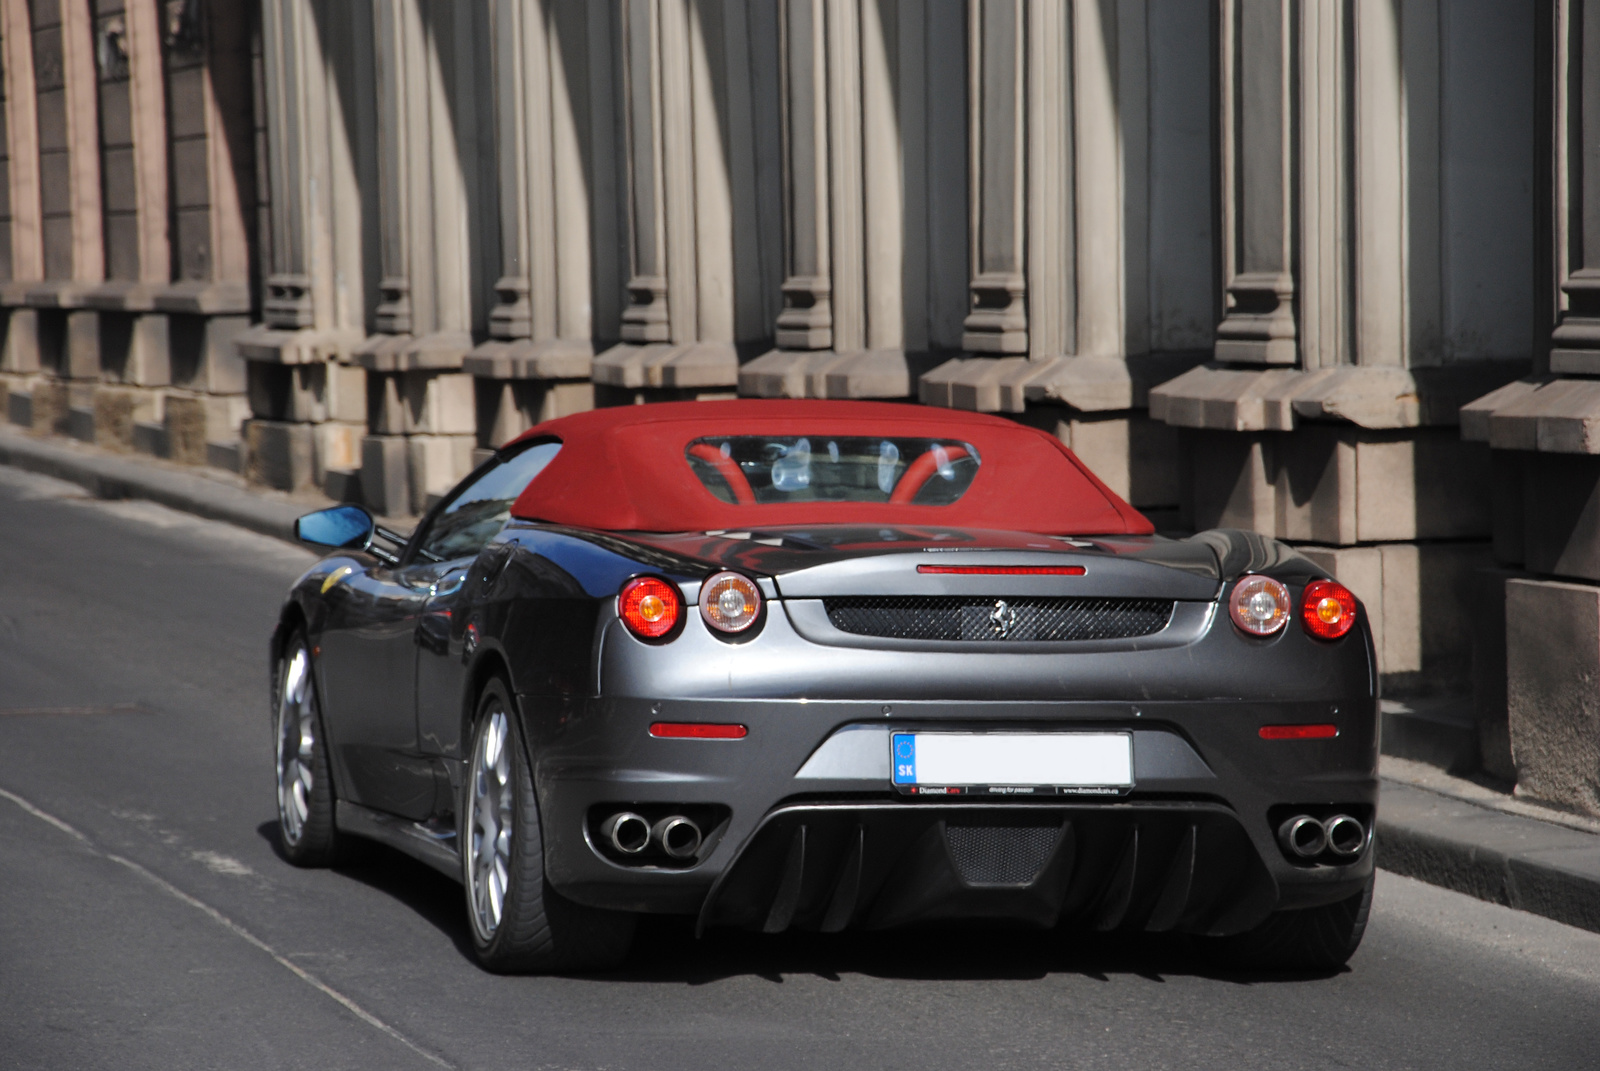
891 732 1133 796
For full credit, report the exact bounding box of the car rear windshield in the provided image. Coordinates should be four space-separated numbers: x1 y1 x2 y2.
685 436 981 506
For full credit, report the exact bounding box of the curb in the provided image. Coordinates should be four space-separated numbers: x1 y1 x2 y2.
1378 779 1600 935
0 428 314 544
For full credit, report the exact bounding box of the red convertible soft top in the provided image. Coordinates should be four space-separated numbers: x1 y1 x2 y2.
506 399 1152 535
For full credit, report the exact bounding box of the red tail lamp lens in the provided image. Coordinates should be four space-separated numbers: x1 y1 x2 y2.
649 722 748 739
1259 723 1339 740
618 577 682 640
1302 579 1358 640
700 571 763 633
1229 575 1291 635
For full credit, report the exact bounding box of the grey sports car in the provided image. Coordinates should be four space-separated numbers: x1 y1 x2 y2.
272 399 1377 973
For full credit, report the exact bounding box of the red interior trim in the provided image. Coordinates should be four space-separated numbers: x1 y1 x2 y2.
888 445 973 504
916 564 1087 576
685 443 755 505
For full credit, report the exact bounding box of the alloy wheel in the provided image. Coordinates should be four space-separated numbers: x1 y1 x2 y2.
275 645 317 846
468 707 515 942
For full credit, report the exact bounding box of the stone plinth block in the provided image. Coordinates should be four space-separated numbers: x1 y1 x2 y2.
165 394 249 466
28 380 68 435
1506 452 1600 583
463 339 593 381
407 434 475 514
245 419 315 492
1299 541 1491 696
1506 578 1600 816
1019 408 1181 512
1180 428 1489 546
99 314 172 387
475 380 594 449
65 311 101 380
354 332 471 373
1471 567 1525 783
1 309 42 373
361 435 410 517
740 350 920 400
93 387 163 452
402 372 475 435
171 315 249 394
592 342 738 390
314 422 365 486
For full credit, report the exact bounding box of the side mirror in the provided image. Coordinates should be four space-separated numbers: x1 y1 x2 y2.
294 505 375 550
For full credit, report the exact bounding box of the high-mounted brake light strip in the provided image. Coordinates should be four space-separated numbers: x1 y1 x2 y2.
916 565 1086 576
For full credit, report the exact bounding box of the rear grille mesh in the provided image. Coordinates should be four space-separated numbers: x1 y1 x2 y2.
945 824 1063 885
823 595 1175 642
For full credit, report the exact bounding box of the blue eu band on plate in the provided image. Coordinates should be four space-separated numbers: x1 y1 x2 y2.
890 732 1133 793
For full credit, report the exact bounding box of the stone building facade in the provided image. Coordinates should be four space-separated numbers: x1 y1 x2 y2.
2 1 1596 813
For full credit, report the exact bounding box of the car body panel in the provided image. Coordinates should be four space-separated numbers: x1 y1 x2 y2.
272 403 1379 939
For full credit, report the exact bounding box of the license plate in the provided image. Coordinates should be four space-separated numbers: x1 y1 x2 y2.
890 732 1133 796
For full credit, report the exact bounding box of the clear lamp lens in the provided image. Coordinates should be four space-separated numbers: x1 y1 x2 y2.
700 572 762 633
1229 575 1290 636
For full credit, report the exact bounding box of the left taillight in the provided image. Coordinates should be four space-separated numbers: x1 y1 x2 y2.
618 577 683 641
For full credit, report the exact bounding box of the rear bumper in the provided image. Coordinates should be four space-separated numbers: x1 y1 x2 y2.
522 694 1378 931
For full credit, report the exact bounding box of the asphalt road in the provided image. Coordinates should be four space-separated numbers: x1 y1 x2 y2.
1 463 1597 1071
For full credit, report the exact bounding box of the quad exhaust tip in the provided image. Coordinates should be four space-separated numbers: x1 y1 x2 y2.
1324 813 1367 858
602 812 651 855
1278 815 1328 859
652 815 703 860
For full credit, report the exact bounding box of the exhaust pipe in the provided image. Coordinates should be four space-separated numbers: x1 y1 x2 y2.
652 815 703 860
601 812 651 855
1324 814 1367 859
1277 815 1328 859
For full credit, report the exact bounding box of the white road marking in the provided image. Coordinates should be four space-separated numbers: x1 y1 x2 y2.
189 850 255 877
0 785 454 1070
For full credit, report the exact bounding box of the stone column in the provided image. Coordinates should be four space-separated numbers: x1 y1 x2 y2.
741 0 932 400
1459 0 1600 807
918 0 1202 524
80 0 171 455
237 0 372 496
596 0 779 403
1151 0 1533 726
354 0 496 515
464 0 598 456
0 0 45 415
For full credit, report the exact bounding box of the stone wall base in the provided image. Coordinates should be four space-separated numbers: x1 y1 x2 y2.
1180 427 1492 544
1505 577 1600 817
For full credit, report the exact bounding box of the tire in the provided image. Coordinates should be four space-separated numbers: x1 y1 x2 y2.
274 632 342 866
1206 871 1375 971
462 678 637 973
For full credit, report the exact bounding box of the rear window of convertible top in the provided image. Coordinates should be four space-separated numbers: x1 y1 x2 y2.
686 435 980 506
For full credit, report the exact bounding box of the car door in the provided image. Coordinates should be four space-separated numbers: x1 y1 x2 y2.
317 553 443 819
412 440 564 764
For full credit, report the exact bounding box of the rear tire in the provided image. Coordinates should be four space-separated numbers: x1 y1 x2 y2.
462 678 636 973
273 633 341 867
1206 871 1374 971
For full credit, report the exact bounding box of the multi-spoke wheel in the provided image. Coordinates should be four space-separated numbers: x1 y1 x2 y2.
274 633 340 865
462 678 636 973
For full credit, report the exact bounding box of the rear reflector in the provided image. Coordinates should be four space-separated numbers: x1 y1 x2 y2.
1259 723 1339 740
916 565 1086 576
649 722 748 740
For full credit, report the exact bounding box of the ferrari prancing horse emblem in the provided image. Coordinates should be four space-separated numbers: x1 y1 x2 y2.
989 599 1018 637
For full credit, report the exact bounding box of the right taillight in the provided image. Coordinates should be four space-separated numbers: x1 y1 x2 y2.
699 571 762 635
618 576 683 640
1301 579 1357 640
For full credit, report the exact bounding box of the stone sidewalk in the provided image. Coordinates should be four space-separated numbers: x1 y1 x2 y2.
3 424 1598 936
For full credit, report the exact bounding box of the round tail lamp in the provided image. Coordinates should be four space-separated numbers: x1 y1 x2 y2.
618 577 683 640
1229 575 1291 636
1302 579 1358 639
700 571 762 634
